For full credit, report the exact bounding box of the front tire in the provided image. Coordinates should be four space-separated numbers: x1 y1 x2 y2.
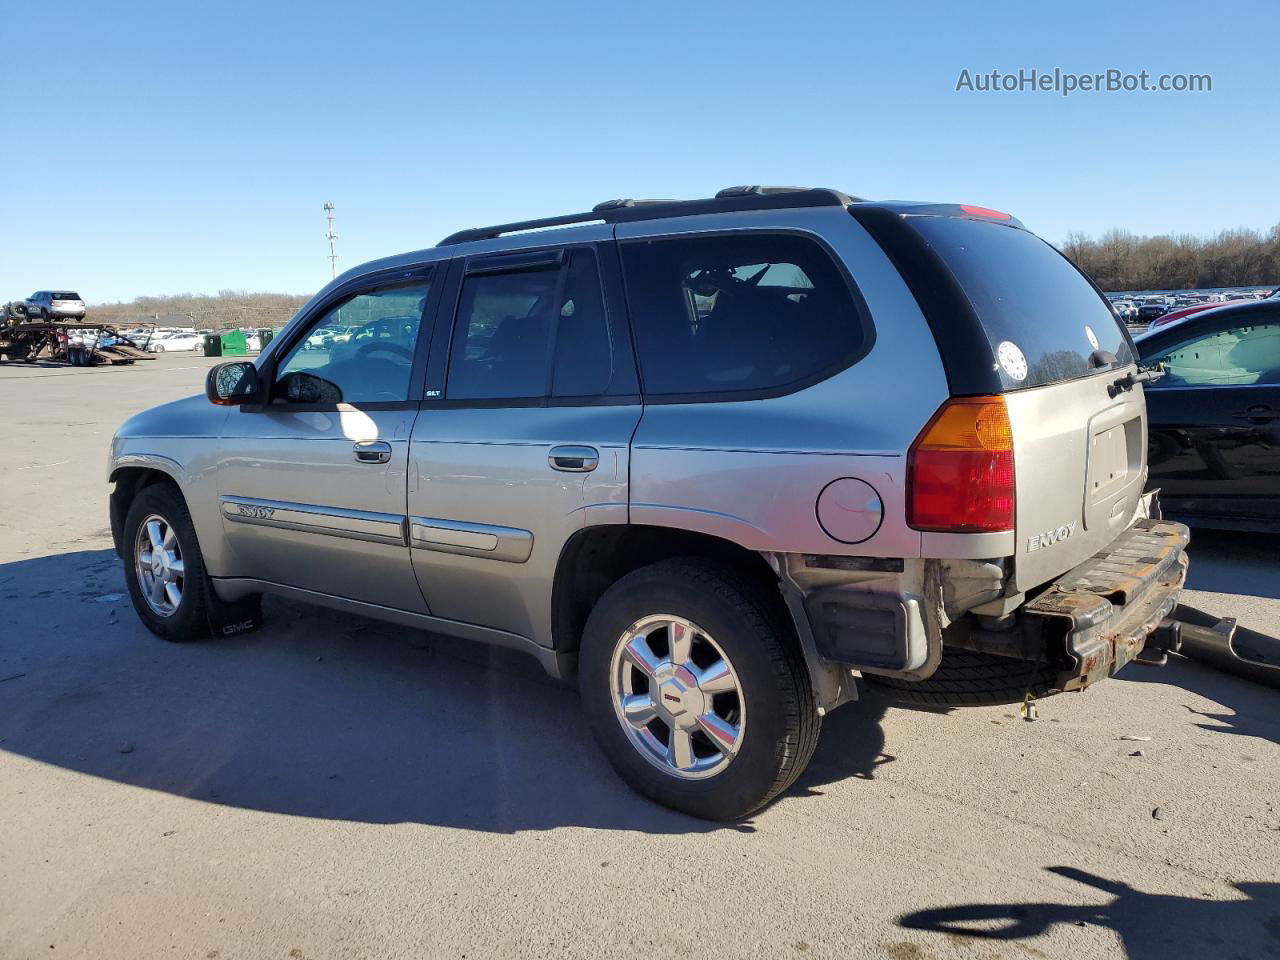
123 483 211 642
579 558 819 820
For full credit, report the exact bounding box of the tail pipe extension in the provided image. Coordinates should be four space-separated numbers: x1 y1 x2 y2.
1148 606 1280 689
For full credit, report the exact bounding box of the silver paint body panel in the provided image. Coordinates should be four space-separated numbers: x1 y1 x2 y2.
213 405 427 612
620 209 948 563
407 405 639 648
1005 374 1147 591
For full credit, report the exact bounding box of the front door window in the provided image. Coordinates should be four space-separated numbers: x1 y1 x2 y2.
273 280 432 404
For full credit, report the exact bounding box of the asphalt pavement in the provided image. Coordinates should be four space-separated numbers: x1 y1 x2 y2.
1 355 1276 960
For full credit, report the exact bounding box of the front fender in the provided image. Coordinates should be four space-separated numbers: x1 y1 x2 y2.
107 437 228 574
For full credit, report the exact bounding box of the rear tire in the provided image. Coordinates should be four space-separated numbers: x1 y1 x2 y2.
579 558 819 820
122 483 211 642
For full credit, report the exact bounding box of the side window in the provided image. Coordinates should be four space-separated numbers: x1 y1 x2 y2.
446 248 612 400
619 232 866 397
272 278 431 404
1151 323 1280 386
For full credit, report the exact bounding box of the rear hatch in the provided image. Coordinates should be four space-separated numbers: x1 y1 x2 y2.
852 205 1145 592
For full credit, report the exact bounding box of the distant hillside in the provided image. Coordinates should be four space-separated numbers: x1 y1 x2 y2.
1062 223 1280 292
90 290 313 331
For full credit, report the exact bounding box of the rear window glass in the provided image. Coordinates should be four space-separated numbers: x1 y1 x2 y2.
908 217 1133 389
53 292 81 300
447 249 613 400
620 233 866 397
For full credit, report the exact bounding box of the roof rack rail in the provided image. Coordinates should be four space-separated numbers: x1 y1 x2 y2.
437 186 862 246
591 198 680 212
715 185 815 198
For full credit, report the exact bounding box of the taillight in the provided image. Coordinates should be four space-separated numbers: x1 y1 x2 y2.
907 396 1015 533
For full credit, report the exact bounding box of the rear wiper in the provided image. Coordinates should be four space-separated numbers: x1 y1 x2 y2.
1108 361 1165 398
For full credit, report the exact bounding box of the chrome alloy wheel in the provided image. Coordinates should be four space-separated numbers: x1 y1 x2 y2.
134 514 185 617
609 615 746 780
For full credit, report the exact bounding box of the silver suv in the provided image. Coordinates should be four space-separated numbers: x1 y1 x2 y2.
108 187 1189 820
24 290 86 320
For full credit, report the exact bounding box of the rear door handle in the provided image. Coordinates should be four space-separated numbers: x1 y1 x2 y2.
353 440 392 464
548 445 599 472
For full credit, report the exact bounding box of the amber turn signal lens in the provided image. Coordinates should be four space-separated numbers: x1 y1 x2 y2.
907 396 1015 533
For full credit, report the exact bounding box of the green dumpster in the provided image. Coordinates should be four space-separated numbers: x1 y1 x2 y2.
203 334 222 357
257 328 274 350
221 330 249 356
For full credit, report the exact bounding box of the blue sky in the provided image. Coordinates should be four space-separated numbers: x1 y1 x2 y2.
5 0 1278 303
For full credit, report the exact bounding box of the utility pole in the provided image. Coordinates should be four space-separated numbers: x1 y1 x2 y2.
324 202 338 279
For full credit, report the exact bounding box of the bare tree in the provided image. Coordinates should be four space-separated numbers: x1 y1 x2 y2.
1061 224 1280 291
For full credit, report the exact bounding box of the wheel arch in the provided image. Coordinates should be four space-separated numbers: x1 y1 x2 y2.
108 457 189 556
551 524 782 658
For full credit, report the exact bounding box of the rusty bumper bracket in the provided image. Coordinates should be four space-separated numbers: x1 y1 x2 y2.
1021 519 1191 692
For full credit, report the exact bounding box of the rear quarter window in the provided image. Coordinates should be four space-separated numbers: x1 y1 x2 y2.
908 217 1133 390
619 232 869 399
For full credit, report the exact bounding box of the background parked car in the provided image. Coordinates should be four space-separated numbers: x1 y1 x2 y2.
1148 301 1226 330
1138 299 1280 531
24 291 86 320
148 331 204 353
304 326 341 349
1137 302 1170 323
1111 299 1138 321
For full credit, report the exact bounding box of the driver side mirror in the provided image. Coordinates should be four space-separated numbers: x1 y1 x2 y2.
206 361 262 406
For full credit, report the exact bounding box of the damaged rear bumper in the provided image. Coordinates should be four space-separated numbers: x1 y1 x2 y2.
1021 518 1190 691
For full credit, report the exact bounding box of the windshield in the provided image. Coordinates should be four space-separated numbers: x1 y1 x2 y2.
908 216 1135 389
52 292 81 301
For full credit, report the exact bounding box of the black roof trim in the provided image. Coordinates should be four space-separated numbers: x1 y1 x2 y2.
849 205 1001 396
437 186 860 246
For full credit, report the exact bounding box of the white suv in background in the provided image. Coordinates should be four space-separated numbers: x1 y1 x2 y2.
148 330 204 353
24 291 87 320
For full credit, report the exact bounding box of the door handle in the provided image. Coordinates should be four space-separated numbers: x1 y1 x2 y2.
353 440 392 464
548 445 599 472
1231 405 1275 424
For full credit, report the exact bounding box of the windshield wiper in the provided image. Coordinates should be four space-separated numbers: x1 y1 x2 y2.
1109 362 1165 398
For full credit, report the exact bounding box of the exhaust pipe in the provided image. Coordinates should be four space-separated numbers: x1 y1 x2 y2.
1161 605 1280 690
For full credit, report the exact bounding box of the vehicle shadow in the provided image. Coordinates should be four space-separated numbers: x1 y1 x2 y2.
1184 528 1280 601
1117 641 1280 747
0 549 893 834
785 693 898 799
898 866 1280 960
0 358 68 370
